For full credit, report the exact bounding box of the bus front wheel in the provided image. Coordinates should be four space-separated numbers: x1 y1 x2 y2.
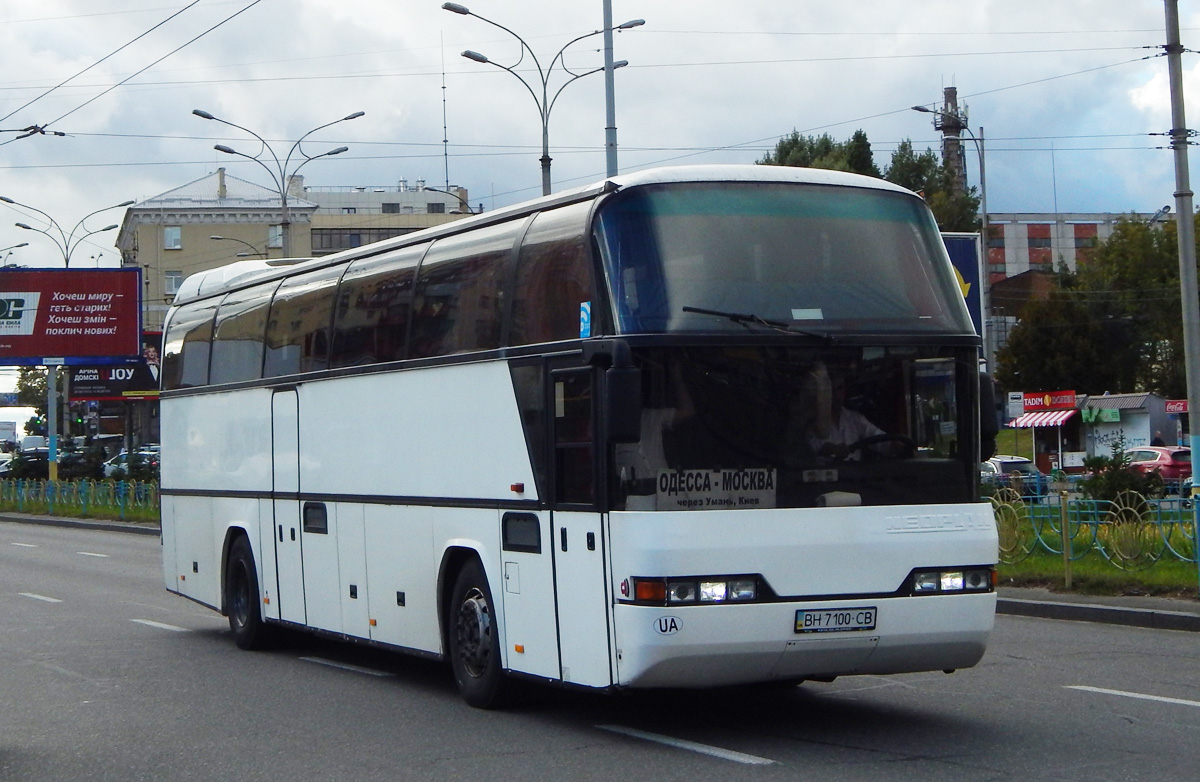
225 536 273 650
448 559 507 708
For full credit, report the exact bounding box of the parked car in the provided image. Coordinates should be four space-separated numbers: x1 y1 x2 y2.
0 448 50 480
981 455 1047 499
1127 446 1191 487
103 449 160 478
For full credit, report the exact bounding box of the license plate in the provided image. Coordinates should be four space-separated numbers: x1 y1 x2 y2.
794 606 877 634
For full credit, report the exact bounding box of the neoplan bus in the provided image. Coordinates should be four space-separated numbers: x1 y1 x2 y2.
160 165 998 708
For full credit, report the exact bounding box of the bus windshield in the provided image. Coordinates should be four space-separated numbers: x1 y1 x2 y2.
594 181 972 336
612 344 977 512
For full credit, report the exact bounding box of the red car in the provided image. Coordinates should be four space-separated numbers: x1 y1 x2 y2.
1127 446 1191 482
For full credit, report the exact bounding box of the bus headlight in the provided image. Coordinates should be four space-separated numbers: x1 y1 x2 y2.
909 566 994 595
631 576 760 605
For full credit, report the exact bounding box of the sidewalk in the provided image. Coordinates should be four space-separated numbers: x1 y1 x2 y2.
3 512 1199 632
0 511 160 537
997 586 1200 632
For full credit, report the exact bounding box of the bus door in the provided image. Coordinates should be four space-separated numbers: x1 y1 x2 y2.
271 389 306 624
548 366 613 688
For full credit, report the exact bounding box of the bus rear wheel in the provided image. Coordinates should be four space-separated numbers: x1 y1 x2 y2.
448 559 507 708
225 536 273 650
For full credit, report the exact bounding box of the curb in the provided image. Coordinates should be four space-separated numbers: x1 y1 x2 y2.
997 596 1200 633
0 513 160 537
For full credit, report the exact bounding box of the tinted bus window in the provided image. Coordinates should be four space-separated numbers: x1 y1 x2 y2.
409 221 523 359
209 281 278 385
511 202 594 346
594 182 971 336
330 244 426 367
264 264 346 377
162 298 220 390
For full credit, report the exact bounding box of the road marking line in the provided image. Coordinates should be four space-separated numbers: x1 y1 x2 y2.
131 619 190 632
10 542 37 548
299 656 394 677
1067 685 1200 709
596 725 775 766
19 592 62 603
77 552 109 558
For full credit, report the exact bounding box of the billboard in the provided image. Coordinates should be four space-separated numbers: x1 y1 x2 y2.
941 233 984 340
0 268 142 365
69 331 162 401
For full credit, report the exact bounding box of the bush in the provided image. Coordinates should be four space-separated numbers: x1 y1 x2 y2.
1077 435 1164 501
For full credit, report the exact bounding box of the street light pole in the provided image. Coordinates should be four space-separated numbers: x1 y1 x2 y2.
210 234 267 258
443 3 642 195
1 242 28 265
1162 0 1200 596
912 105 991 367
1 196 133 267
192 109 364 257
420 186 478 214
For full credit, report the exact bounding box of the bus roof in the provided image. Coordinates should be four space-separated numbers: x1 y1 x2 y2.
170 165 922 306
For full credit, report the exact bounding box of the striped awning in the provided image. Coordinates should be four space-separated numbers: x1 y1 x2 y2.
1008 409 1077 428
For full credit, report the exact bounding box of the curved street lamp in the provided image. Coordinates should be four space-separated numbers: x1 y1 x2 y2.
912 104 990 367
192 109 364 257
443 3 643 195
1 241 28 266
210 234 267 258
1 196 133 267
420 186 479 214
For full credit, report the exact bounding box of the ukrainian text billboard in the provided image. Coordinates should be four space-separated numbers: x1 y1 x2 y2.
0 269 142 365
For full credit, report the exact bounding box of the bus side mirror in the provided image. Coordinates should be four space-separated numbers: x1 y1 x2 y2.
606 366 642 444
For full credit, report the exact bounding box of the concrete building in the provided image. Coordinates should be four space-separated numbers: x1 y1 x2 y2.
985 212 1170 282
116 169 470 331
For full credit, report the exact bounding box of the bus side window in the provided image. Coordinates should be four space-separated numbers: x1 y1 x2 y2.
162 299 220 390
264 264 345 377
330 244 425 368
410 221 521 359
511 201 594 346
209 282 278 385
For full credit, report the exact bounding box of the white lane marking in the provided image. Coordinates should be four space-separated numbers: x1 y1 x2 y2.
131 619 190 632
77 552 110 558
1067 685 1200 709
597 724 776 766
19 592 63 603
299 657 394 678
10 542 37 548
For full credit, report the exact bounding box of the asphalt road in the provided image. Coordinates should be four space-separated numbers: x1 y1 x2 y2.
2 521 1199 782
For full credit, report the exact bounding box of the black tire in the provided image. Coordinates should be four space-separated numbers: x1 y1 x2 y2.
447 559 508 709
225 535 273 650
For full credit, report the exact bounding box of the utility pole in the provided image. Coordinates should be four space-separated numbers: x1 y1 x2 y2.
1163 0 1200 595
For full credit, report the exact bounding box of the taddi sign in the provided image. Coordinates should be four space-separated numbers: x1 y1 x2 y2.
0 269 142 364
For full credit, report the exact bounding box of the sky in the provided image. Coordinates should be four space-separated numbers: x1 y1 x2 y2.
1 0 1198 270
1 1 1195 398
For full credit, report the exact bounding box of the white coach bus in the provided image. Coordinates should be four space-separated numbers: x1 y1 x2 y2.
160 165 998 708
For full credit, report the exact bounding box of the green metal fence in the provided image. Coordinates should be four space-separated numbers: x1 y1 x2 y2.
992 487 1199 571
0 479 159 522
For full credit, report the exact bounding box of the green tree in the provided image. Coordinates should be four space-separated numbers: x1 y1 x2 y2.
758 129 880 177
759 131 980 231
883 140 980 232
994 213 1198 398
16 367 47 416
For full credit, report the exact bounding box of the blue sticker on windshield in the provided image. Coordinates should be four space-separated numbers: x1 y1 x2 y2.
580 301 591 338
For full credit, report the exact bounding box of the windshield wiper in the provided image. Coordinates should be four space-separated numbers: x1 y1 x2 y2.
682 306 832 339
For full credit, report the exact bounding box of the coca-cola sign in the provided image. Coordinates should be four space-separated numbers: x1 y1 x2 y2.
1166 399 1189 414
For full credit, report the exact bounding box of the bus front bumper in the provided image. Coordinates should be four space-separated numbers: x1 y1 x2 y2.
612 592 996 689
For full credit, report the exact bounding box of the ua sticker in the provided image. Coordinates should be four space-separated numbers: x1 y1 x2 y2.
653 616 682 635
